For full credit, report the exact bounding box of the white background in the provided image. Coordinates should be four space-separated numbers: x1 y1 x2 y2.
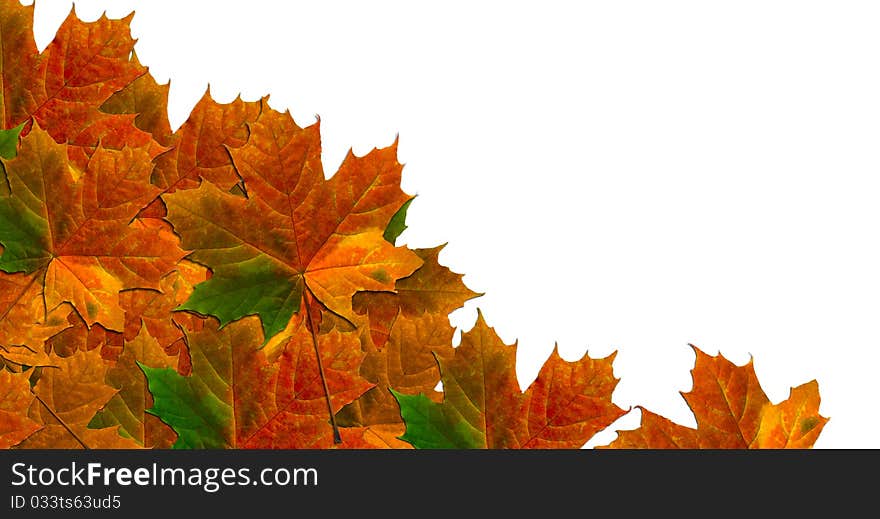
23 0 880 447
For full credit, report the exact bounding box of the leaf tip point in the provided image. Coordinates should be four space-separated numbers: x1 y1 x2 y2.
119 10 136 24
474 308 488 326
202 83 215 103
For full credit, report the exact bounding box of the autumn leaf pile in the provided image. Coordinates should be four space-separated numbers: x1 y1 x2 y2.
0 3 827 449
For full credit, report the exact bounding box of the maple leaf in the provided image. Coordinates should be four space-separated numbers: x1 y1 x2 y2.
0 368 42 448
100 52 175 148
0 125 186 331
142 316 374 449
394 312 626 448
337 313 453 434
106 84 262 218
17 6 144 136
88 328 178 448
336 243 478 444
0 0 39 130
119 260 211 375
15 348 140 449
151 91 259 194
352 245 481 348
0 1 829 452
602 346 828 449
0 271 72 366
163 106 422 342
0 1 158 168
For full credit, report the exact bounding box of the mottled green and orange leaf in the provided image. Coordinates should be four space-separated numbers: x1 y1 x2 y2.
164 106 421 341
395 312 624 449
101 53 174 147
142 316 373 449
0 126 185 332
396 312 525 448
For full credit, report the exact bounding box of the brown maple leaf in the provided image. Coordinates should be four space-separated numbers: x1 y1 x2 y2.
602 346 828 448
46 313 123 362
352 245 481 348
395 312 626 448
337 312 455 440
15 348 140 449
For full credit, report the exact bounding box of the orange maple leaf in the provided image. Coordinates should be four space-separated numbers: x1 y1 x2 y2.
0 271 72 366
0 1 160 169
352 245 480 349
0 126 186 332
395 312 626 448
602 346 828 448
0 368 42 448
15 348 141 449
337 313 455 439
119 260 211 375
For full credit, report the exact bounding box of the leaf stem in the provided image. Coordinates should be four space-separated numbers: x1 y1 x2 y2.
303 290 342 444
33 392 90 449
